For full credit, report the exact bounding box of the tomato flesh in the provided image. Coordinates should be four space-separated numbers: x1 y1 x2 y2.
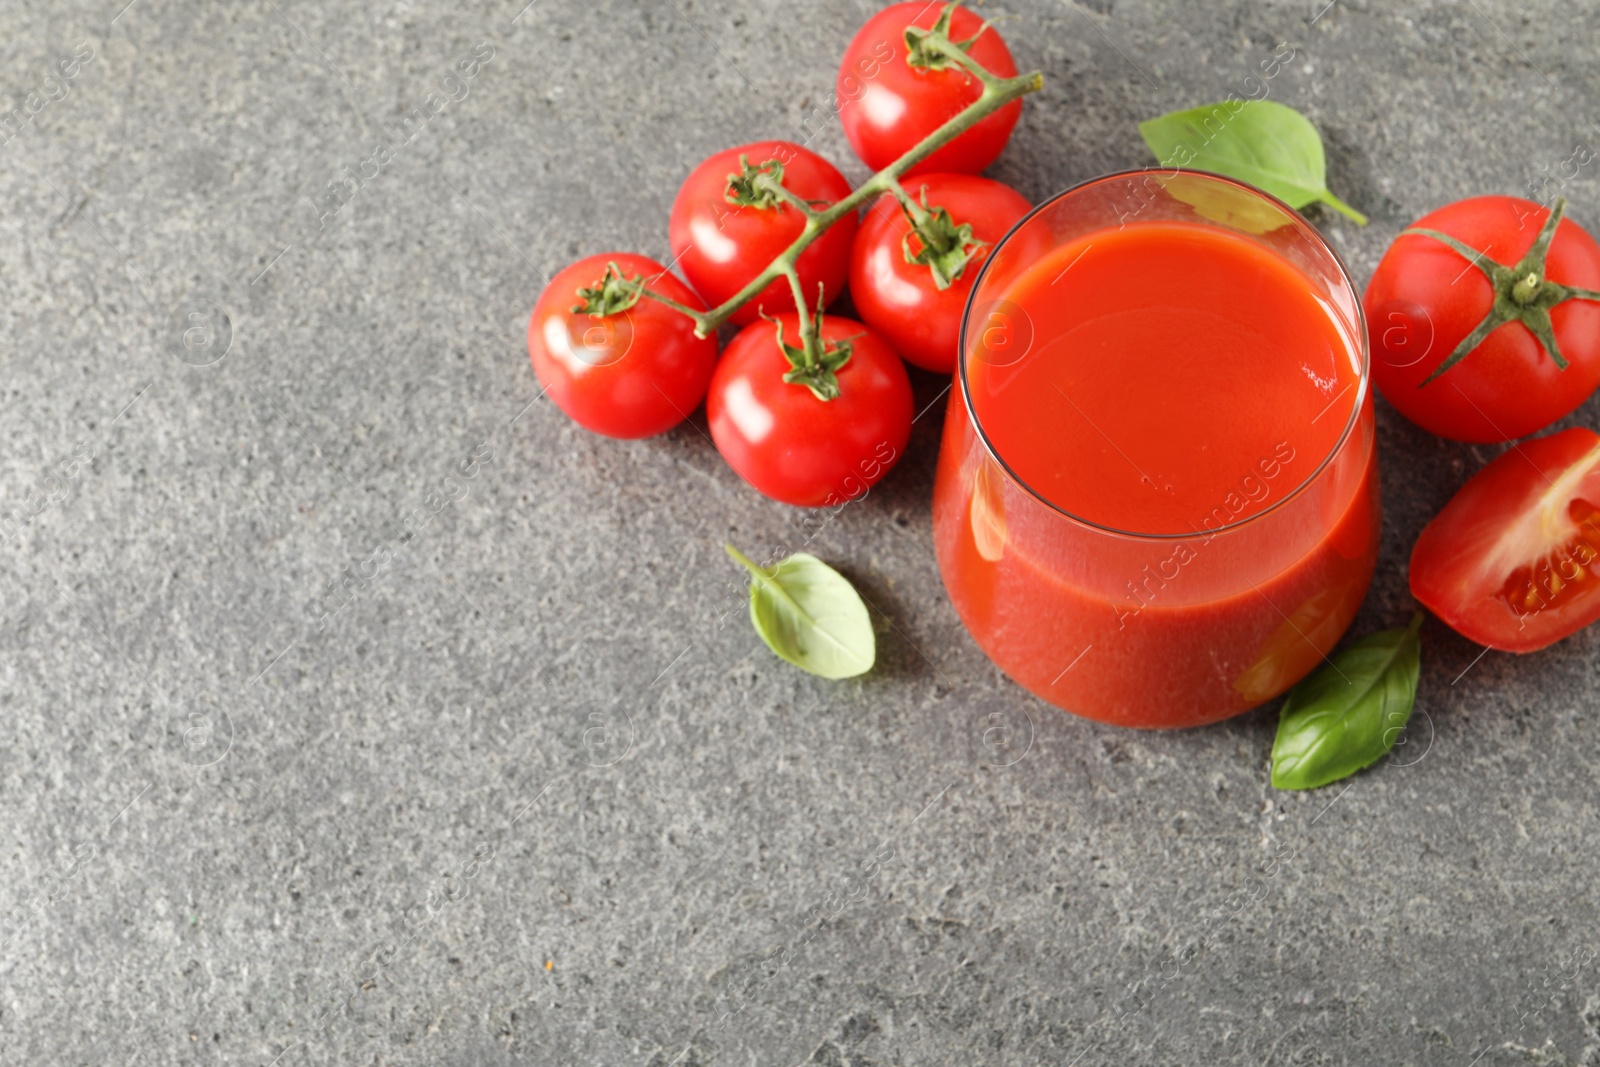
1411 427 1600 651
1498 496 1600 620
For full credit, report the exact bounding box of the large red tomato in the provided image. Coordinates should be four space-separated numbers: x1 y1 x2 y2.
669 141 857 326
707 314 913 507
1411 427 1600 652
527 253 718 439
837 2 1022 177
1365 196 1600 443
850 173 1031 373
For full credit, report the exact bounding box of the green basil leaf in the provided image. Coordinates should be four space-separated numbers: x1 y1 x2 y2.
1138 99 1368 226
1271 613 1423 790
726 545 874 680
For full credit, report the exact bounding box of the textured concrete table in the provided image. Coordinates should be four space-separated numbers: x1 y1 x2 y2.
3 0 1598 1064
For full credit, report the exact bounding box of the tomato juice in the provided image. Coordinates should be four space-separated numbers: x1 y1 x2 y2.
933 177 1379 728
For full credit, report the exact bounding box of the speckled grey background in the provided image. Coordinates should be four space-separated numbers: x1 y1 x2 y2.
2 0 1599 1064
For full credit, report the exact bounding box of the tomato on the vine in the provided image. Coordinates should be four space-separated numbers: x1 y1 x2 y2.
837 2 1021 177
707 313 914 507
527 253 718 439
1366 196 1600 443
1411 427 1600 652
850 173 1031 373
669 141 857 325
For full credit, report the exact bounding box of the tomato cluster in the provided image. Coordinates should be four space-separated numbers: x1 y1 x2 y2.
527 2 1030 507
1365 195 1600 652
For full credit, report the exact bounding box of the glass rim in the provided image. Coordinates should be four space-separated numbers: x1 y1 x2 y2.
955 167 1372 543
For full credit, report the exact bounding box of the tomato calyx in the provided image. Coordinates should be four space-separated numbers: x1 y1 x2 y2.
775 321 854 401
724 155 817 214
894 183 987 290
904 3 995 72
570 262 644 317
725 155 784 209
1410 198 1600 386
767 301 856 402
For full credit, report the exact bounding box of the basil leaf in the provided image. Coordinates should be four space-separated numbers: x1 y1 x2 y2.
726 545 875 680
1138 100 1367 226
1271 613 1423 790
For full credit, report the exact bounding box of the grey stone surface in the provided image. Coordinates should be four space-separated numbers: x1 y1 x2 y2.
2 0 1599 1063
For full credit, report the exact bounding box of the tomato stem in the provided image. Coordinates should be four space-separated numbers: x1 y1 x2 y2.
630 286 703 322
883 175 930 228
781 264 809 319
633 23 1042 341
780 263 818 366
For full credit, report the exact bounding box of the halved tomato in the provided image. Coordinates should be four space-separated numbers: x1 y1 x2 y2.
1410 427 1600 652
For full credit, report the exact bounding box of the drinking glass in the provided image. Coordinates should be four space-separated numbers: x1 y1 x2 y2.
932 170 1378 728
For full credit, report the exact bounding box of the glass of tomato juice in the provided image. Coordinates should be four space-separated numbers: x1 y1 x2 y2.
933 170 1379 729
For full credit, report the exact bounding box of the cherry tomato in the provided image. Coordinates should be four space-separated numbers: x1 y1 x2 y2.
837 2 1021 177
1411 427 1600 652
707 314 914 507
669 141 857 326
527 253 718 439
849 173 1031 373
1366 196 1600 443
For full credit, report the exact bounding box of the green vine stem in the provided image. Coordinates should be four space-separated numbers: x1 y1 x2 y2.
764 175 826 220
781 264 809 314
882 174 928 225
630 3 1042 364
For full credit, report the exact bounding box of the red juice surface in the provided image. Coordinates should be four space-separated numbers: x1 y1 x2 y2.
934 219 1379 728
968 221 1359 534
